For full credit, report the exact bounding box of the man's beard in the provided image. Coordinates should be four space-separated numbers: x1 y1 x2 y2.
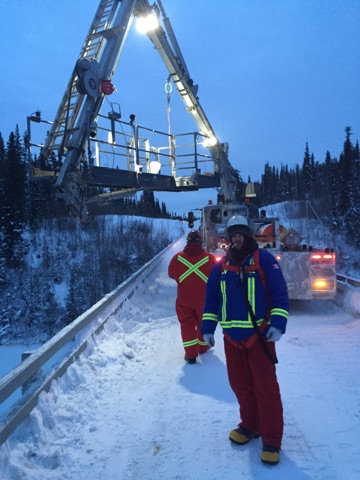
228 236 255 263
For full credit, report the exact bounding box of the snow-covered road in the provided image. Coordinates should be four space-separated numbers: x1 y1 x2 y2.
1 238 360 480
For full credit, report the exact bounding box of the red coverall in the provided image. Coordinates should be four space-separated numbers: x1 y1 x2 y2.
168 239 216 359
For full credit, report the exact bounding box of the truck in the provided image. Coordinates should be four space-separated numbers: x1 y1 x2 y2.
27 0 336 300
199 199 336 300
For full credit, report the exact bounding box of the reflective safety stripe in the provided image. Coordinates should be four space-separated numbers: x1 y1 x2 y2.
178 255 210 283
248 274 255 321
220 257 262 328
271 307 288 319
183 338 208 348
202 313 218 322
183 338 199 348
220 317 266 329
220 279 227 322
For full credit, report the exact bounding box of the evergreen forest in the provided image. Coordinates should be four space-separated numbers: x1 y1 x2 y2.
0 126 179 341
256 126 360 248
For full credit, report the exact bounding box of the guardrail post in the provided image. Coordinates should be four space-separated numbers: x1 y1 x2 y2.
21 351 36 395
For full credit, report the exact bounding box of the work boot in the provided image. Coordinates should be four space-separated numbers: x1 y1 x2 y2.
261 445 280 465
229 426 260 445
184 356 197 364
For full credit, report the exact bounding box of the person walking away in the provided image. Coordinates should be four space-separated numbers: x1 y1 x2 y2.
201 215 289 465
168 231 216 364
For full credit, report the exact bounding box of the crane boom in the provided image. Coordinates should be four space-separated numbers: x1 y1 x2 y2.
42 0 133 162
144 0 241 201
31 0 242 222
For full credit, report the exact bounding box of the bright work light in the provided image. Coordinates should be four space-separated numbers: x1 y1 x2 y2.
203 137 218 147
136 13 159 34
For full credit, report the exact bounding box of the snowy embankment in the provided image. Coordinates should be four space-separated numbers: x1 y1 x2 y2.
264 201 360 278
0 235 359 480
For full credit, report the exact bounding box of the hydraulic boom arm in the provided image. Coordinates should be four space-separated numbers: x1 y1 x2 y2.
33 0 242 222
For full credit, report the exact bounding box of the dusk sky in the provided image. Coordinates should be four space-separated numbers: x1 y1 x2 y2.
0 0 359 188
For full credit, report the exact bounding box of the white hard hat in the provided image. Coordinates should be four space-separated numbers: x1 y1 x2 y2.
227 215 248 228
225 215 253 238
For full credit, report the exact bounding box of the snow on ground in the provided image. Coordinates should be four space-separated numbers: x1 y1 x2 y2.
0 235 360 480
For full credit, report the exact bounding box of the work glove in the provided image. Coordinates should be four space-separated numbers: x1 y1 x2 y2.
203 333 215 347
266 326 282 342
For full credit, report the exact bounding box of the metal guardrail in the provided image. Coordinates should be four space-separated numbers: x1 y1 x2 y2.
334 273 360 318
336 273 360 289
0 241 176 446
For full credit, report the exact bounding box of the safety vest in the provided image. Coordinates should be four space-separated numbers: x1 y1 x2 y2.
221 250 275 356
222 249 286 321
177 255 211 283
221 249 267 293
219 249 269 329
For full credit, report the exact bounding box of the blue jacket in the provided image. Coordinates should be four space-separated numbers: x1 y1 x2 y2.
201 248 289 342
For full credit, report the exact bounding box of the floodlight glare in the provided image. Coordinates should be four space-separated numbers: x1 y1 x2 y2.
136 13 159 34
203 137 218 147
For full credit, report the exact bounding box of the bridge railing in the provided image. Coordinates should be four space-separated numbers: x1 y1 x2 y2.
0 242 175 446
336 273 360 289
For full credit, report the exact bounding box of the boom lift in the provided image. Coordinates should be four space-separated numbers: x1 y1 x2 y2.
28 0 336 300
27 0 241 223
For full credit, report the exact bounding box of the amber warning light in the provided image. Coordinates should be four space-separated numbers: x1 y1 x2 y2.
311 279 336 291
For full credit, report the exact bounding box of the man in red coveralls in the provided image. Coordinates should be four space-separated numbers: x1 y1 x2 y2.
168 231 216 364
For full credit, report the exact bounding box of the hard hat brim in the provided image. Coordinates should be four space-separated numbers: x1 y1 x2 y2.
227 225 253 238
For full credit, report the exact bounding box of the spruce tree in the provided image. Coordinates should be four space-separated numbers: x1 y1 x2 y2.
3 127 27 267
342 130 360 246
339 127 354 218
0 133 6 282
301 142 312 200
